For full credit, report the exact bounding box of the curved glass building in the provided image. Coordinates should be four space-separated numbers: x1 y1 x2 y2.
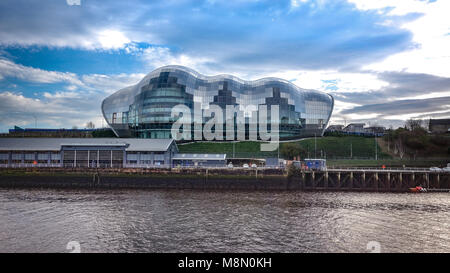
102 65 334 140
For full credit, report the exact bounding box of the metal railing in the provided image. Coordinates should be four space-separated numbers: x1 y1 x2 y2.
0 163 63 168
123 164 172 169
327 166 430 171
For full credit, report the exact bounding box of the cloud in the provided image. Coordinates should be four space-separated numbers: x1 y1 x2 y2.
0 0 137 50
331 71 450 105
97 30 131 50
0 58 82 85
0 91 98 129
66 0 81 6
0 59 144 131
141 47 213 72
81 73 144 94
351 0 450 77
340 96 450 119
0 0 418 70
0 58 143 92
327 70 450 123
0 0 448 129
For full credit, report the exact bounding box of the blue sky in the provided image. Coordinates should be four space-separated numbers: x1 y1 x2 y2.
0 0 449 131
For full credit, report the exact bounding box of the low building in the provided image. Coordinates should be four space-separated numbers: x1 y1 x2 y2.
172 153 227 167
304 158 327 171
326 124 344 132
364 126 386 136
0 138 178 168
429 119 450 134
343 123 365 133
265 157 283 167
0 138 230 168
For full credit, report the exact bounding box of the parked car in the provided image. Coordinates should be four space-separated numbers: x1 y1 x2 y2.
243 164 249 168
227 163 233 168
429 167 442 172
251 163 257 168
442 167 450 172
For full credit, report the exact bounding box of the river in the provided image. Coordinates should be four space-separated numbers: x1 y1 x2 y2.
0 189 449 253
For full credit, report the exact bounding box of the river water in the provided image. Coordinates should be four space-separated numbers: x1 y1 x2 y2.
0 188 449 253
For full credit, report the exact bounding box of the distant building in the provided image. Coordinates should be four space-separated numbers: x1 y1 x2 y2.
429 119 450 134
343 123 365 133
326 123 385 136
326 124 344 132
4 126 115 138
364 126 386 135
172 153 226 167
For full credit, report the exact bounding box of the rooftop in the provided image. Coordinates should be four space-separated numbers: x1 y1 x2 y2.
0 138 176 152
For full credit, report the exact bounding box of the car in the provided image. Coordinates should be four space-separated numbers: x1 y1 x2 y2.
227 163 233 168
429 167 442 172
442 167 450 172
251 163 257 168
243 164 249 168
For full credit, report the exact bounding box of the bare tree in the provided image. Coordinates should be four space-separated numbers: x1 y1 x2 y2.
394 138 405 159
405 119 423 131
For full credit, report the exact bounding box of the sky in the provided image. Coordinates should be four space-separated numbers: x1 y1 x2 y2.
0 0 449 132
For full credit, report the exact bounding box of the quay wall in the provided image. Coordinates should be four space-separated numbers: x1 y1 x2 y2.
0 168 449 192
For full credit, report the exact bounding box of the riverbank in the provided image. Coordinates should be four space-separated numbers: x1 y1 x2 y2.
0 168 448 192
0 168 290 190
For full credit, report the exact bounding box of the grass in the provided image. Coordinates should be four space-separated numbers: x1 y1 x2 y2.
286 136 391 159
178 136 391 160
177 136 450 167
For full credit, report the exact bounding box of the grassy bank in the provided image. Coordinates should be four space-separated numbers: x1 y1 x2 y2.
285 136 391 159
178 136 391 159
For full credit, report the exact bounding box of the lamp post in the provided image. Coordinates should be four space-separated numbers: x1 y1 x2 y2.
32 114 37 128
350 142 352 159
314 133 317 159
375 135 378 161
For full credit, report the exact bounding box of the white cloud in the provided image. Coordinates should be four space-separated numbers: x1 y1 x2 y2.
0 59 147 130
348 0 429 15
349 0 450 77
0 89 107 130
0 91 88 128
96 30 131 50
142 47 212 72
81 73 144 94
0 58 144 93
0 58 83 85
291 0 309 9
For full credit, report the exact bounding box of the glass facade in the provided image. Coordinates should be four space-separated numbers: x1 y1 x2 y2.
102 65 334 140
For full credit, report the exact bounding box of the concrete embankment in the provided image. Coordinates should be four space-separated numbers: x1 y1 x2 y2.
0 168 449 192
0 168 294 190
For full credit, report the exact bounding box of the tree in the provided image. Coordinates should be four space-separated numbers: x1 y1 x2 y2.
85 121 95 129
394 138 405 159
405 119 423 131
281 143 306 160
72 126 78 130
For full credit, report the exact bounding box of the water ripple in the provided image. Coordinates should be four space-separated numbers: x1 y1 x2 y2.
0 189 449 253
